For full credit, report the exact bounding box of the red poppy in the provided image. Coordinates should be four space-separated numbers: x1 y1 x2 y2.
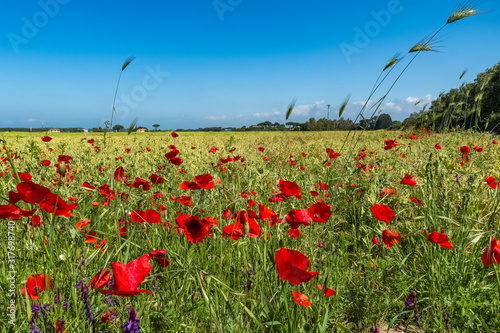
289 228 301 238
171 131 178 138
460 146 470 163
171 196 194 206
258 204 277 222
20 274 52 300
82 182 95 191
276 248 318 285
278 179 302 198
435 143 442 150
384 139 398 150
285 209 311 229
379 187 397 198
194 173 214 190
30 215 43 227
90 269 111 289
323 287 337 297
409 197 423 206
493 140 499 145
326 148 341 159
400 174 416 187
481 237 500 266
486 176 498 189
131 209 162 223
87 138 95 145
473 146 483 152
210 146 219 154
175 214 213 244
8 181 53 205
149 174 164 185
382 230 401 249
76 218 91 229
165 149 179 159
100 309 116 323
372 237 379 245
84 231 98 243
257 147 265 152
0 204 21 220
98 254 154 297
41 136 52 142
308 202 331 223
57 155 72 163
293 291 311 307
128 178 151 191
119 226 128 237
222 208 231 219
427 231 453 249
371 204 395 225
180 181 201 190
150 250 170 267
41 159 51 167
114 167 124 181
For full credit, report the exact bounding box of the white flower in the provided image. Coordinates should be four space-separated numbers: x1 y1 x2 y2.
59 254 66 261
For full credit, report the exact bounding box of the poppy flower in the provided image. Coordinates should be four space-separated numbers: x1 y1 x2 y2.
165 149 179 159
371 204 395 225
8 181 53 205
481 237 500 266
41 159 51 167
175 214 213 244
57 155 72 163
493 140 499 145
460 146 470 163
275 248 318 285
326 148 341 159
84 231 98 243
382 230 401 249
379 187 397 198
289 228 301 238
150 250 170 267
194 173 214 190
308 202 331 223
409 197 423 206
257 147 265 152
210 146 219 154
90 268 111 289
317 285 337 297
20 274 52 300
100 309 116 323
41 136 52 142
171 196 194 206
473 146 483 152
149 174 164 185
293 291 311 307
131 209 162 223
114 167 124 181
259 204 277 222
222 208 231 219
0 204 21 220
427 231 453 249
128 178 151 191
119 226 128 237
486 177 498 189
400 174 417 187
285 209 311 229
30 215 43 227
384 139 398 150
171 131 178 138
435 143 442 150
180 181 202 190
278 179 302 198
82 182 95 191
98 254 154 297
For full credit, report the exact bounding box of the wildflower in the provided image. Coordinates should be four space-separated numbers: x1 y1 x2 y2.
90 269 111 289
275 248 318 285
285 209 311 229
293 291 311 307
20 274 52 300
371 204 395 225
372 237 379 245
409 197 423 206
176 214 216 244
75 279 95 327
317 241 325 248
152 275 163 293
404 292 421 327
41 136 52 142
379 187 397 198
486 176 498 189
481 237 500 266
400 173 417 187
427 231 453 249
308 202 331 223
123 307 140 333
382 230 401 249
131 209 162 223
59 254 66 261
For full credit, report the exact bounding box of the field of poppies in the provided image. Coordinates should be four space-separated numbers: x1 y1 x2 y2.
1 129 499 332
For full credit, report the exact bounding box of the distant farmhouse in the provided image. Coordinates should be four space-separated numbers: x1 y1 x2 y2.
136 128 147 133
48 128 60 133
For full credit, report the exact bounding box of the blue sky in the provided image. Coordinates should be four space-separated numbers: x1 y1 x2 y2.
1 0 499 130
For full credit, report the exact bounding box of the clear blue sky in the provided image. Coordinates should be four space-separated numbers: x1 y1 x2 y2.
1 0 499 130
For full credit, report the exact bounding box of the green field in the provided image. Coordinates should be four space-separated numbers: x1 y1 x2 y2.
1 130 499 332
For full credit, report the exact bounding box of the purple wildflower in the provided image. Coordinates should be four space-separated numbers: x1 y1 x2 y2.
455 173 461 187
75 279 95 329
123 307 140 333
317 241 325 248
152 275 163 293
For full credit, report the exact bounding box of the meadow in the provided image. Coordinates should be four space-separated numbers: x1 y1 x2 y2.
1 130 499 332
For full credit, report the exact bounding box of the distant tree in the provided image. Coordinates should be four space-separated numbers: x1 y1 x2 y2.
113 124 125 132
153 124 160 132
375 113 393 130
390 120 402 130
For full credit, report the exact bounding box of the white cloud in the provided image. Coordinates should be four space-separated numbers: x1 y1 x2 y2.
405 96 419 104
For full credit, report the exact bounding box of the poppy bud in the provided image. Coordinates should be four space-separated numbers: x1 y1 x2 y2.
57 162 67 177
243 221 250 236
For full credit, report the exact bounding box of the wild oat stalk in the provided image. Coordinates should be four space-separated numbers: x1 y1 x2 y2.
104 56 135 147
335 2 485 172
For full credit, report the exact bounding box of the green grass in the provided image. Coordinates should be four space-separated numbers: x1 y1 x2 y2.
0 130 499 332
